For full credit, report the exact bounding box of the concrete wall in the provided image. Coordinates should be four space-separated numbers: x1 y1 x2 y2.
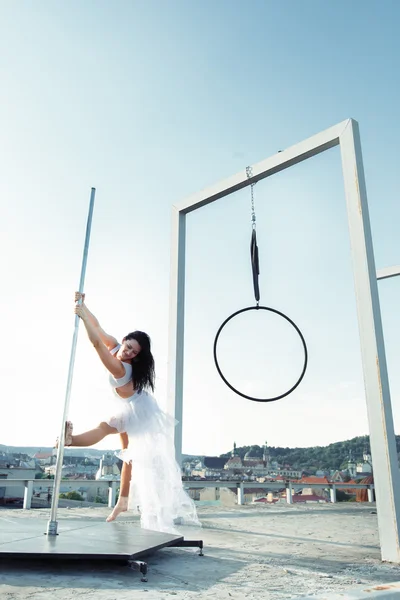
199 487 237 506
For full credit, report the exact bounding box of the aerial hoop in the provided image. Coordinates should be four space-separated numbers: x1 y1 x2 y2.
213 166 308 402
213 304 308 403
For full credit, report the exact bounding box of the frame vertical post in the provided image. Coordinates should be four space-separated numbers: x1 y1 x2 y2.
167 208 186 464
340 120 400 562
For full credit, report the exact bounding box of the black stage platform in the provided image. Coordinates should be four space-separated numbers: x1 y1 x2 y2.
0 516 203 581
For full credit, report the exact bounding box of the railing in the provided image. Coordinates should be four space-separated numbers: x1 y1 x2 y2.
0 478 375 509
0 479 119 510
184 480 375 505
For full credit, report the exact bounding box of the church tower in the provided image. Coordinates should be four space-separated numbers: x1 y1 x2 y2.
347 449 356 478
263 440 270 468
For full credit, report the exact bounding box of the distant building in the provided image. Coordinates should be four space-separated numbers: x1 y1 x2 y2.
95 454 120 480
356 447 372 474
330 470 349 483
222 442 302 480
298 476 330 499
33 451 55 466
0 466 38 503
203 456 228 478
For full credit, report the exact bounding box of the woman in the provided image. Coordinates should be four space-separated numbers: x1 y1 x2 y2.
62 293 200 534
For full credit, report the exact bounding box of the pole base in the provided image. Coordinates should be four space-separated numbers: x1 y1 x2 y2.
46 520 59 536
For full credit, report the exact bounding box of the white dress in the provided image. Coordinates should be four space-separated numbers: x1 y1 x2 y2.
105 346 200 535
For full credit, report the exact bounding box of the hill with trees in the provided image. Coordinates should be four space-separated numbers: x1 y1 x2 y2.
219 435 399 472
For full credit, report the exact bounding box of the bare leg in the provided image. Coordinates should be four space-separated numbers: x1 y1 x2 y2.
70 422 118 447
119 431 132 500
107 432 131 522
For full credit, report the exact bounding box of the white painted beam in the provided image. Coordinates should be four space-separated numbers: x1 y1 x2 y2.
377 265 400 281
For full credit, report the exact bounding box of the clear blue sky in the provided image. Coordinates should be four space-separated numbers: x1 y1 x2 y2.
1 0 399 456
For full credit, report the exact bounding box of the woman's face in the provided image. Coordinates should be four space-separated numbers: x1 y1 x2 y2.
117 339 141 361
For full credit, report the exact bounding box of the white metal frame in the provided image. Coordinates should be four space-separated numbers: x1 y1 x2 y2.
377 266 400 281
168 119 400 562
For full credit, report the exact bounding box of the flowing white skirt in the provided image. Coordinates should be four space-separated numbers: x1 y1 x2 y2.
105 390 201 535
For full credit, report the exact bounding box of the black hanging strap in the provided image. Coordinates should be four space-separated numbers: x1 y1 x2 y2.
251 228 260 304
246 165 260 305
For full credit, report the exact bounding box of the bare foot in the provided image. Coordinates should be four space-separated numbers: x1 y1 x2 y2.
55 421 73 448
106 496 129 522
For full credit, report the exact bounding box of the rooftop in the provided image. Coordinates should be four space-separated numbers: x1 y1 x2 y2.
0 503 399 598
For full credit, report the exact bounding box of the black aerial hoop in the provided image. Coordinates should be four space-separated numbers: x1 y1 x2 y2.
213 166 308 403
213 305 308 403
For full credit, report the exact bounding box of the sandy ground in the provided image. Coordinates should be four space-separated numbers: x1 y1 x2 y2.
1 502 400 599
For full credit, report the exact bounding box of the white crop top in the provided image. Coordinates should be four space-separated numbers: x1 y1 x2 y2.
109 345 133 389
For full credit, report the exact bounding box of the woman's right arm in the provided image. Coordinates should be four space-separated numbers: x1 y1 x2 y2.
75 292 118 350
75 303 125 378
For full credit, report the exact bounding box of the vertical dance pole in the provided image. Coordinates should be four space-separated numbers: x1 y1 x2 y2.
47 187 96 536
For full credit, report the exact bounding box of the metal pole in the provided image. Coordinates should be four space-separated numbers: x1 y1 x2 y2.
47 187 96 535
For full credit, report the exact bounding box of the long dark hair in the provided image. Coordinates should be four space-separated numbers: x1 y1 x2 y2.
123 330 155 392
